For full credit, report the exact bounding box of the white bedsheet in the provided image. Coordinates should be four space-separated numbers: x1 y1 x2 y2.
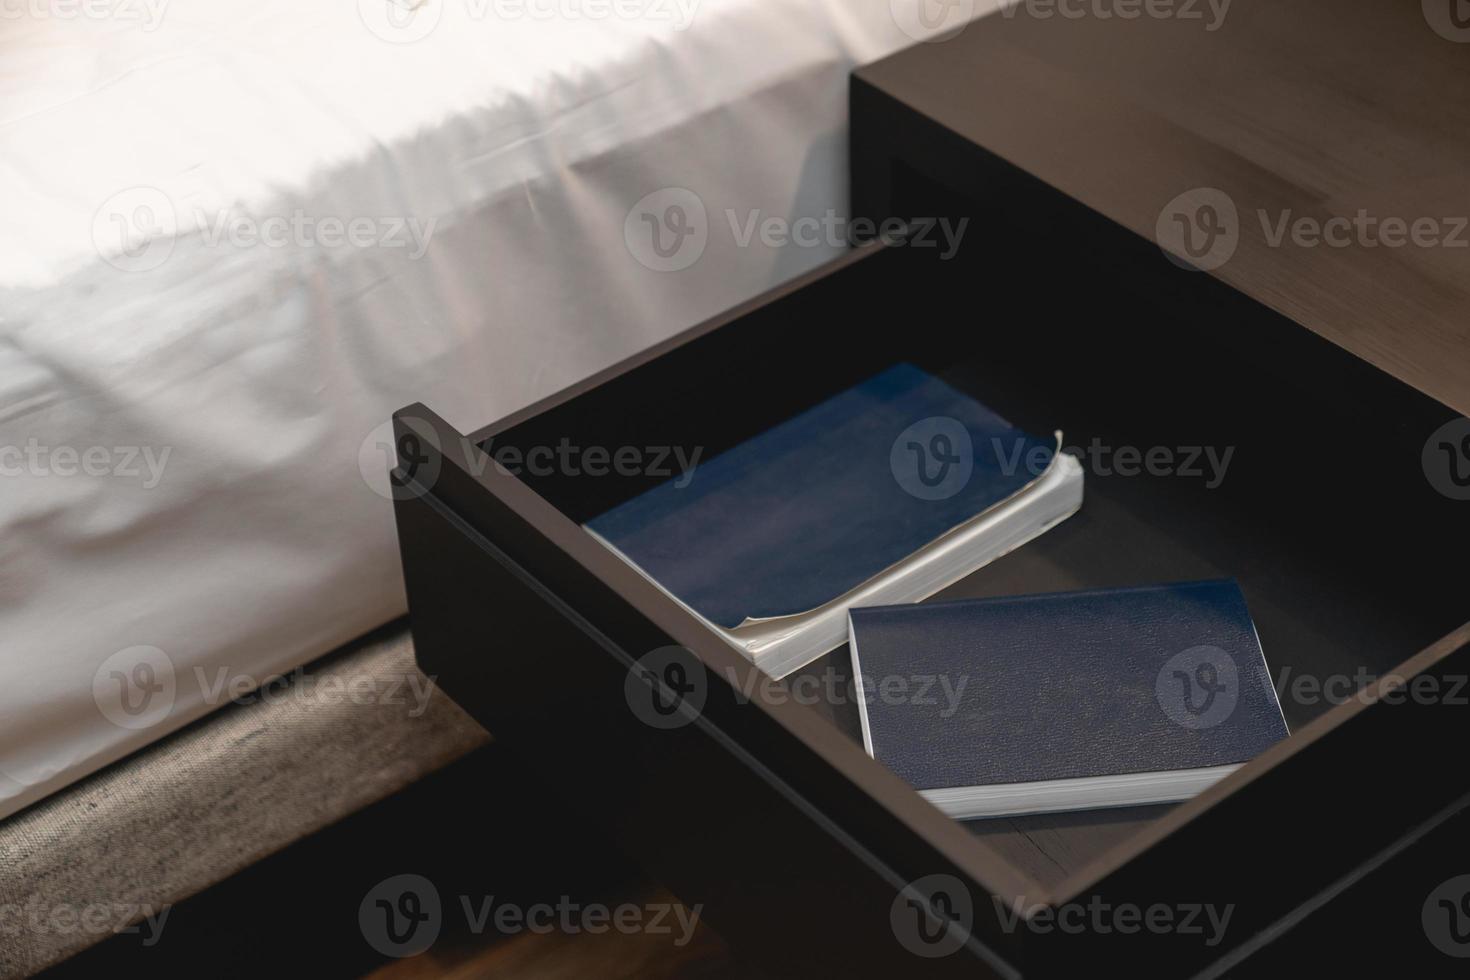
0 0 999 817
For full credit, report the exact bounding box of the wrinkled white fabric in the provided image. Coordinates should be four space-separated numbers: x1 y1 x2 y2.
0 0 998 816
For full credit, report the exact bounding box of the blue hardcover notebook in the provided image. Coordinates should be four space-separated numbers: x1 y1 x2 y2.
585 363 1083 678
848 579 1289 818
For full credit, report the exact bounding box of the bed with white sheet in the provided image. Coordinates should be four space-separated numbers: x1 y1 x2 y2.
0 0 997 819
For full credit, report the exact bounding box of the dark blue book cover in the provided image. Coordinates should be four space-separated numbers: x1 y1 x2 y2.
849 580 1289 792
585 363 1058 629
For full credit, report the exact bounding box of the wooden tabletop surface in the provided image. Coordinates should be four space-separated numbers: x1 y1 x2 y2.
858 0 1470 415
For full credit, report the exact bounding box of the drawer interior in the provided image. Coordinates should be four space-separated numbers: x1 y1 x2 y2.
473 232 1467 888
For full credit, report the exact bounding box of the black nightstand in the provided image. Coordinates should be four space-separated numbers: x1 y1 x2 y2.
392 3 1470 976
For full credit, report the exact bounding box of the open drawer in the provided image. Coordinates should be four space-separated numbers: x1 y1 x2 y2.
391 230 1470 976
